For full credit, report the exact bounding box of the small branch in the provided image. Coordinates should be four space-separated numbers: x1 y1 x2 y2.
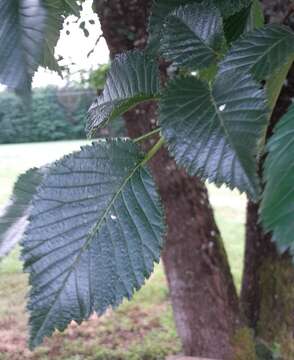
87 34 104 58
133 128 161 143
141 137 165 166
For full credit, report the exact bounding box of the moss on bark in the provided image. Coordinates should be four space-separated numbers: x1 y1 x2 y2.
232 327 257 360
257 258 294 359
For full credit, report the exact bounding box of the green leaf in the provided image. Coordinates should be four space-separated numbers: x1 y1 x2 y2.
0 0 47 93
160 72 268 199
149 0 251 34
160 2 224 70
245 0 264 32
22 139 165 349
260 104 294 255
0 0 81 94
266 57 293 114
63 0 81 16
224 5 252 44
0 168 44 259
39 0 82 74
223 0 263 44
87 51 160 137
220 25 294 81
148 0 251 53
149 0 196 39
216 0 252 18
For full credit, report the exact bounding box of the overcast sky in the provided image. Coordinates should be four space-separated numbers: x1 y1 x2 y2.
32 0 109 88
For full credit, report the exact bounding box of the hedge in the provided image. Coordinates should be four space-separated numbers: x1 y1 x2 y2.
0 86 125 144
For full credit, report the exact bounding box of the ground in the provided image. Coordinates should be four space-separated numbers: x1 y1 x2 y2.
0 140 246 360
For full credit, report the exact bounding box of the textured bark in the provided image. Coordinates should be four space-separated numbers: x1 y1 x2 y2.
242 2 294 356
94 0 241 358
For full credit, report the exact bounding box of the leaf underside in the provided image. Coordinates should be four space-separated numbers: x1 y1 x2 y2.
160 72 267 199
0 0 47 93
220 24 294 81
160 3 224 70
0 168 44 260
261 104 294 255
0 0 81 94
22 139 165 349
41 0 81 73
87 51 160 137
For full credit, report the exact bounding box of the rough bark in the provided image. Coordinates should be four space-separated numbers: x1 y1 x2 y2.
94 0 242 358
242 2 294 357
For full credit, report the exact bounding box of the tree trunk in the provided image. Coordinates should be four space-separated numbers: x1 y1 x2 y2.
242 2 294 357
94 1 246 358
242 202 294 358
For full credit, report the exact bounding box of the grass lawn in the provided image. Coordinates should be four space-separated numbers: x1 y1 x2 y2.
0 140 246 360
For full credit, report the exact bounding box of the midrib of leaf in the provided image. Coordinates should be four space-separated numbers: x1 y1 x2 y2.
209 89 254 189
170 15 219 57
32 154 146 342
18 4 29 82
109 93 161 114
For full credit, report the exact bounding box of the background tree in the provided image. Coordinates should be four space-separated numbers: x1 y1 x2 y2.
94 1 241 358
241 1 294 356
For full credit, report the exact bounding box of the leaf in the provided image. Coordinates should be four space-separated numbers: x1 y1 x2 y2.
87 51 160 137
63 0 81 16
245 0 264 32
0 0 47 93
266 57 293 114
149 0 196 39
0 0 81 94
38 0 82 74
147 0 251 53
148 0 251 35
220 25 294 81
224 5 252 44
216 0 252 18
0 168 44 260
260 104 294 255
149 0 251 33
223 0 264 44
159 72 268 199
22 139 165 349
160 2 224 70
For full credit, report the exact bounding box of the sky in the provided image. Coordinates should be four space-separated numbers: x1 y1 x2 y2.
3 0 109 90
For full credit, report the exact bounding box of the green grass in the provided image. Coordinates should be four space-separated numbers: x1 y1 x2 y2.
0 140 246 359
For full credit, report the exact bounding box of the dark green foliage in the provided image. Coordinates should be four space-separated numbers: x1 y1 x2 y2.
88 64 110 91
216 0 252 18
220 25 294 81
22 139 164 348
87 51 160 136
224 0 263 43
160 2 224 70
0 0 46 94
149 0 251 35
148 0 252 52
0 0 81 94
0 87 94 143
261 103 294 256
0 168 44 260
159 71 267 199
